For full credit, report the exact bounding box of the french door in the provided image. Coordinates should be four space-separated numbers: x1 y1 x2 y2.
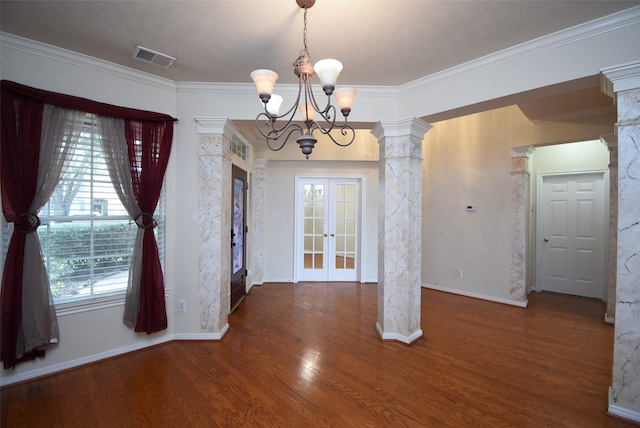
296 177 361 282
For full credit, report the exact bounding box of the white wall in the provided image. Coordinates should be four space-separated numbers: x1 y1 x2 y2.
532 140 609 173
263 160 379 283
421 106 614 304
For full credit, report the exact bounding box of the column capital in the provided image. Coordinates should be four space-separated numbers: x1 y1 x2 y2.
194 117 238 140
371 118 432 141
600 60 640 96
510 145 535 159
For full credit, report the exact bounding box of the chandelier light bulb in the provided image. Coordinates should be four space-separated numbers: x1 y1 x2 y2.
314 59 343 91
333 87 356 114
250 69 279 102
299 103 316 122
266 94 283 116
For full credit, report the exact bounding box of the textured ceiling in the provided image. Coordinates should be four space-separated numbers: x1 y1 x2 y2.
1 1 638 86
1 1 638 124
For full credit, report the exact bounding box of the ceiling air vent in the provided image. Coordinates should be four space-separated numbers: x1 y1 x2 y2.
131 46 176 68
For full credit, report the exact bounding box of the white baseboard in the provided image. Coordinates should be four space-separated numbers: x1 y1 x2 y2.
375 322 423 344
608 386 640 423
604 314 615 324
263 278 294 283
0 335 173 387
423 283 528 308
173 323 229 341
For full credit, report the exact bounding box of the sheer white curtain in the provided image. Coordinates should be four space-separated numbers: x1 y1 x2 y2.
97 117 143 326
18 105 85 357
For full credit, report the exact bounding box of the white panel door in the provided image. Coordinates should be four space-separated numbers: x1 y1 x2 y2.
296 177 360 282
538 172 606 299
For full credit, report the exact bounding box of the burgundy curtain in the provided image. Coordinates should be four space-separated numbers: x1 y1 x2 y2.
0 86 45 368
124 120 173 333
1 81 175 367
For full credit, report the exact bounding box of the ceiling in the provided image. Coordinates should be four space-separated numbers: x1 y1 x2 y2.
2 0 638 123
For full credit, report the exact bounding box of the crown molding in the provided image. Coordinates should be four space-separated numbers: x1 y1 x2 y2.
3 5 639 101
371 118 432 140
176 81 397 99
398 6 640 97
194 117 239 138
601 60 640 96
1 32 177 92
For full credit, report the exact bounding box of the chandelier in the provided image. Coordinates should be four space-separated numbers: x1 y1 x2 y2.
250 0 356 159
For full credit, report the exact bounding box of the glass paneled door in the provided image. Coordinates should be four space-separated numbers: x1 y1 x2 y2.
296 177 360 282
231 165 247 311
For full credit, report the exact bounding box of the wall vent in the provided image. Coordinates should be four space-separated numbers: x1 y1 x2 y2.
131 46 176 68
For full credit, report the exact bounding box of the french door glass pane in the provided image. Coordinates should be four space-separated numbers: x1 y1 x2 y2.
303 184 324 269
334 183 356 271
232 177 244 275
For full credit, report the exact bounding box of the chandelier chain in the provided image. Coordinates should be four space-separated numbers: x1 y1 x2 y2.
303 7 308 52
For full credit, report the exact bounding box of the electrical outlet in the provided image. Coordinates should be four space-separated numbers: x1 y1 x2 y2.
177 299 187 312
455 268 463 278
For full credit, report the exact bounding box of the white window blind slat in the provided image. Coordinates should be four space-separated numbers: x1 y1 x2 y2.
2 113 167 303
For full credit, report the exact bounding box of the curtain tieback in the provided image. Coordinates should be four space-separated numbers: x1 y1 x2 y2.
134 212 157 230
14 212 41 233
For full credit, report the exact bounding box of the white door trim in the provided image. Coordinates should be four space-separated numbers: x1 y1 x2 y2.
535 169 609 300
294 174 365 283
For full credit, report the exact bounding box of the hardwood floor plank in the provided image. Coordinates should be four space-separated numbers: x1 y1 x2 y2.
2 283 637 427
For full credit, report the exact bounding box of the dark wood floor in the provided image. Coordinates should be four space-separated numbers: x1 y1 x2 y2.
1 283 636 427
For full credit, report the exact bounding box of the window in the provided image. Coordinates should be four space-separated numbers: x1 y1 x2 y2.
1 114 165 304
231 133 251 162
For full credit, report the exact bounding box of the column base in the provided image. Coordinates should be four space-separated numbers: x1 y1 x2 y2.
174 323 230 341
375 322 423 344
608 386 640 423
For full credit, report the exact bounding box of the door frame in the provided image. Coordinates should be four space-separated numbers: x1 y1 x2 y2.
293 174 365 283
534 169 609 300
230 164 248 311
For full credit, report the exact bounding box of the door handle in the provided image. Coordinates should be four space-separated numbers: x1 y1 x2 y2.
330 233 335 237
544 237 549 242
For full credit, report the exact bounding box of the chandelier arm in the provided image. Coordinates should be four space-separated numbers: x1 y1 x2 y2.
255 113 305 142
266 124 304 152
258 76 305 139
264 82 301 122
308 104 339 137
304 84 334 120
317 123 356 147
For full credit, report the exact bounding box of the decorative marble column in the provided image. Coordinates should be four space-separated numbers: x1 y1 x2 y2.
371 118 432 344
602 61 640 422
251 158 268 286
195 117 234 339
601 134 618 324
510 145 534 303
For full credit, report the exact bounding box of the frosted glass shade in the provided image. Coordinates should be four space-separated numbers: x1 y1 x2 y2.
250 69 278 95
265 94 283 115
333 87 356 111
299 103 316 121
313 59 343 87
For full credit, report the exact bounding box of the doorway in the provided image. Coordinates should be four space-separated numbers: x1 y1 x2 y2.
536 171 607 299
231 165 247 311
295 177 361 282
